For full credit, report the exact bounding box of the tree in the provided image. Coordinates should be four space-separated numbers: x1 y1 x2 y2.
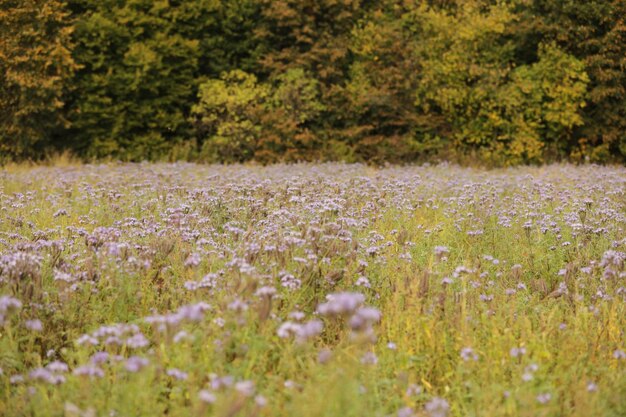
192 70 269 163
514 0 626 161
192 68 325 163
257 68 326 162
253 0 374 160
410 1 587 164
0 0 77 160
65 0 204 160
342 3 435 162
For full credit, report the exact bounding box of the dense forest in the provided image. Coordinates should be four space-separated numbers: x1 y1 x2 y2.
1 0 625 165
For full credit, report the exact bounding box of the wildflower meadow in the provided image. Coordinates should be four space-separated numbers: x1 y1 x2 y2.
0 162 625 417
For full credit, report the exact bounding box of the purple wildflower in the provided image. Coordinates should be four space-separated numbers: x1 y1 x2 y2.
317 292 365 316
73 365 105 378
424 397 450 417
166 368 188 381
124 356 149 372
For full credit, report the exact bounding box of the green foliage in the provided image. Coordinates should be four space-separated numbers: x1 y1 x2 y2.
193 68 326 163
66 0 203 160
409 2 588 164
0 0 76 160
271 69 326 124
412 1 517 152
337 1 588 164
62 0 263 161
253 0 374 162
508 43 588 161
188 0 263 77
254 0 369 82
515 0 626 162
1 0 626 165
342 6 430 163
258 68 326 162
192 70 269 163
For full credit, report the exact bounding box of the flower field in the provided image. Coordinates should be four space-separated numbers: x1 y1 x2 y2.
1 163 625 417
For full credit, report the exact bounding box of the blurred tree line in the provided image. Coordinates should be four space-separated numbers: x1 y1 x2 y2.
1 0 625 165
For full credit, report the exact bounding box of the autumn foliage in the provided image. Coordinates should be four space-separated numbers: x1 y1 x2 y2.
2 0 626 164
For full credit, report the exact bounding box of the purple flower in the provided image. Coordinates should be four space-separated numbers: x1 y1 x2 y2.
90 351 109 364
235 380 255 397
317 292 365 316
296 319 324 342
536 393 552 404
73 365 105 378
360 351 378 365
424 397 449 417
173 330 192 343
355 275 371 288
29 367 65 385
397 407 415 417
277 319 323 343
255 395 268 407
406 384 423 396
10 374 24 384
509 347 526 358
288 311 305 321
124 356 149 372
255 286 277 297
46 361 69 373
434 246 450 261
198 389 216 404
317 348 332 364
145 302 211 330
77 334 99 346
479 294 493 302
0 295 22 325
126 333 150 349
25 319 43 331
29 368 54 383
280 272 301 290
184 252 201 267
227 299 248 313
210 374 234 390
53 209 68 218
349 307 381 331
166 368 188 381
460 347 478 362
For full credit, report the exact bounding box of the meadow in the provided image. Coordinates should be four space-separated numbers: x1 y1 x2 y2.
0 162 625 417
